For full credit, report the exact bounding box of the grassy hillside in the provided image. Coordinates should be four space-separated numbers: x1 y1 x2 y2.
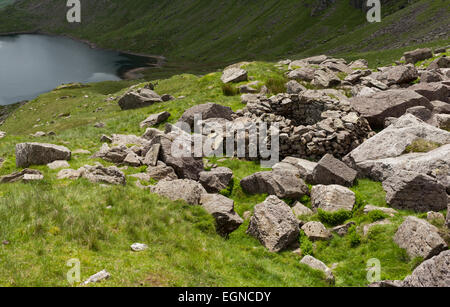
0 59 448 286
0 0 448 71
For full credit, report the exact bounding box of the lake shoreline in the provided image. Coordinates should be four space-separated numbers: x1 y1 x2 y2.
0 30 166 77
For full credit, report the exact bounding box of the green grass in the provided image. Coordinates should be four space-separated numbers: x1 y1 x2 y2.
0 54 448 286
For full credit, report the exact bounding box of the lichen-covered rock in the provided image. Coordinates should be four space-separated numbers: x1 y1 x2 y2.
200 194 243 236
247 196 299 252
312 154 357 187
16 143 71 168
151 179 207 205
394 216 447 260
311 184 356 212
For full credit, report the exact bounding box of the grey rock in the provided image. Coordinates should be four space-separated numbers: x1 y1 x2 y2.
151 179 207 205
394 216 446 260
277 157 317 183
300 255 334 283
301 221 332 241
123 152 142 167
311 184 356 212
199 167 233 193
406 106 432 122
292 202 314 217
0 169 43 183
146 161 178 181
435 114 450 130
404 48 433 64
363 205 398 217
247 196 299 252
130 243 148 252
362 220 392 236
57 168 83 180
221 67 248 83
240 169 308 199
178 103 234 129
287 67 316 82
47 160 70 170
332 222 356 236
82 270 110 285
140 111 171 128
143 144 160 167
81 165 126 185
428 57 450 70
350 90 432 129
401 250 450 287
427 211 445 223
376 65 419 86
383 170 447 212
409 82 449 103
15 143 71 168
312 69 341 88
118 88 162 110
286 80 306 94
200 194 243 236
312 154 357 187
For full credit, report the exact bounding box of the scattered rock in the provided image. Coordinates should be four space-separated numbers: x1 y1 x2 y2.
401 250 450 287
310 184 356 212
94 122 105 128
394 216 447 260
292 202 314 217
118 88 162 110
376 65 419 86
332 222 356 236
301 221 332 241
140 111 171 128
286 80 306 94
15 143 71 168
363 205 398 217
57 168 83 180
82 270 110 285
199 167 233 193
200 194 243 236
404 48 433 64
143 144 160 167
178 103 234 129
240 169 309 199
100 135 112 143
312 154 357 187
146 161 178 181
247 196 299 252
47 160 70 170
130 243 148 252
350 90 432 129
383 171 447 212
82 165 127 185
300 255 334 283
123 152 142 167
221 67 248 84
151 179 207 205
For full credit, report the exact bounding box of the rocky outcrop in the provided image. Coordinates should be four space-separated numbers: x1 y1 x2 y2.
383 171 447 212
15 143 71 168
350 90 432 129
118 88 162 110
199 167 233 193
240 169 308 199
221 67 248 84
247 196 299 252
310 185 355 212
151 179 207 205
200 194 243 236
394 216 447 260
312 154 357 187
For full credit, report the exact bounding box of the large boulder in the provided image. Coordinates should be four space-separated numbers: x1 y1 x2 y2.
300 255 334 283
312 154 357 187
240 169 308 199
287 67 316 82
311 69 341 88
146 161 178 181
401 250 450 287
428 57 450 70
140 111 171 128
15 143 71 168
178 103 234 129
247 196 299 252
376 65 419 86
221 67 248 83
274 157 317 183
118 88 162 110
199 167 233 193
404 48 433 64
383 170 447 212
301 221 332 241
394 216 447 260
343 114 450 174
350 90 432 129
311 185 356 212
151 179 207 205
409 82 450 103
200 194 243 236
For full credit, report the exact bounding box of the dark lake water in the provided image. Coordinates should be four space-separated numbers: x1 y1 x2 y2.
0 34 156 105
